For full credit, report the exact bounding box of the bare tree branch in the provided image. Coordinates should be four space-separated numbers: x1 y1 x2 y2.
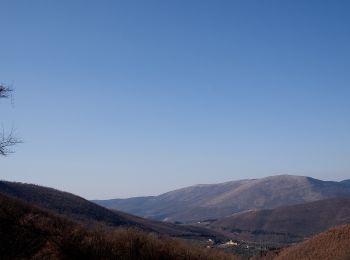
0 129 21 156
0 84 21 156
0 84 13 99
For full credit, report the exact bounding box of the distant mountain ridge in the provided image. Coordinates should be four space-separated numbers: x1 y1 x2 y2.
94 175 350 223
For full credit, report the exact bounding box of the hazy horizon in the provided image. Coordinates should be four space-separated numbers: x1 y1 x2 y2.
1 1 350 199
1 173 349 200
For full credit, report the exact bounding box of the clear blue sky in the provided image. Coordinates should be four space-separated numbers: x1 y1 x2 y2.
1 0 349 199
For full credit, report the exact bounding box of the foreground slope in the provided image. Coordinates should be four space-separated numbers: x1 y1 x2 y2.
208 197 350 244
0 180 222 240
95 175 350 222
0 193 236 260
275 224 350 260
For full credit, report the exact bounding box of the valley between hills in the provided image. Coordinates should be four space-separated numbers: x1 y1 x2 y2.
1 174 350 259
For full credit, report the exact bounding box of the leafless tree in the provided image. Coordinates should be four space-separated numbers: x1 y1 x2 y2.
0 84 21 156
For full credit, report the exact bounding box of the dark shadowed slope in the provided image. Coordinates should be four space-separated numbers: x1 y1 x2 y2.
275 224 350 260
0 180 134 226
94 175 350 223
0 180 224 240
208 197 350 244
0 193 236 260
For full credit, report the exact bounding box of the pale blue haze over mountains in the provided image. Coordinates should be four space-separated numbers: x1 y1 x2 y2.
0 0 349 199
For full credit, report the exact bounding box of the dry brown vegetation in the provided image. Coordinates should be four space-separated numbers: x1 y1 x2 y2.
0 193 239 260
274 224 350 260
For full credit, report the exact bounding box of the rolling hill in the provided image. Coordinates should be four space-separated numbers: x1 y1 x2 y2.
208 197 350 244
0 180 223 240
275 224 350 260
94 175 350 223
0 192 236 260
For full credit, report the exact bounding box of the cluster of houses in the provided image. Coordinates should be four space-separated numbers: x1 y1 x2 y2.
206 239 240 248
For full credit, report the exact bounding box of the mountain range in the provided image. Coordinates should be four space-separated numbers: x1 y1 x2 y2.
94 175 350 223
2 175 350 258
